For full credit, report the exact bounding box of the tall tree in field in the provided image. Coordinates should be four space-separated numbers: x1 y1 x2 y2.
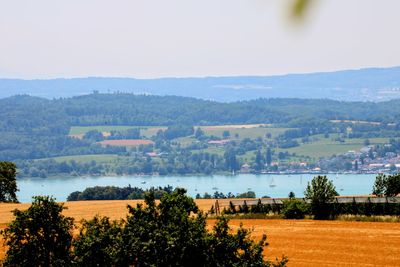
372 173 387 197
224 148 239 172
1 196 74 266
304 175 338 219
0 161 18 202
373 173 400 197
266 147 272 166
255 150 264 171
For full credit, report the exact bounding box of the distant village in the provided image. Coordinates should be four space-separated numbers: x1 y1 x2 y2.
238 143 400 175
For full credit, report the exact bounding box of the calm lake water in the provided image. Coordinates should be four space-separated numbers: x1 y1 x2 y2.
16 174 378 203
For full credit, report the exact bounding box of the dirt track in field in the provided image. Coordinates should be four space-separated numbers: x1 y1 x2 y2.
1 200 400 266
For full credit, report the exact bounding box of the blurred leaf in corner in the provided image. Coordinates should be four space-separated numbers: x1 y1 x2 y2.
291 0 312 19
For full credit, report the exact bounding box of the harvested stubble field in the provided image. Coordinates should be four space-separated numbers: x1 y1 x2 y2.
1 200 400 266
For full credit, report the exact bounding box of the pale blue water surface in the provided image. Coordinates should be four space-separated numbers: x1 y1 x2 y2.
16 174 377 203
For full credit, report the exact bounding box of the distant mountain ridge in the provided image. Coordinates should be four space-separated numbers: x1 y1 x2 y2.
1 66 400 102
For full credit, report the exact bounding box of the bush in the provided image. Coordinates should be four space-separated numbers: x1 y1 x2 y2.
237 191 256 198
282 199 309 219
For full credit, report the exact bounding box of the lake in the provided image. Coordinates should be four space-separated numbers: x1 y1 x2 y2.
16 173 378 203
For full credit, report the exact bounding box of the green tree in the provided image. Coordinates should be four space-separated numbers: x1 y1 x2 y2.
266 147 272 166
83 129 104 141
236 191 256 198
222 130 231 139
373 173 400 197
304 175 338 219
118 188 285 266
385 173 400 196
120 188 209 266
208 217 288 267
73 216 123 266
224 148 239 172
255 150 264 171
195 127 205 139
282 199 308 219
1 196 74 266
0 162 18 203
373 173 387 197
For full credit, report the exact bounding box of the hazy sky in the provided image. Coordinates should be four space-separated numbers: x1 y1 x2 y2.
1 0 399 78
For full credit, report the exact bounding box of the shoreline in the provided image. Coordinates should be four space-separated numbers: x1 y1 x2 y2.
16 171 385 180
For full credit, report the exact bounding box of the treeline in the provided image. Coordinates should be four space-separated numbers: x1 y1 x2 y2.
220 198 400 218
67 185 174 201
17 152 226 177
196 191 257 199
66 185 258 202
83 128 141 141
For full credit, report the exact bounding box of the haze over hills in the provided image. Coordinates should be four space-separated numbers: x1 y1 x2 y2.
1 66 400 102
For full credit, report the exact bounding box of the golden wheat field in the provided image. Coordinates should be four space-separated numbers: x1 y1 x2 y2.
1 200 400 266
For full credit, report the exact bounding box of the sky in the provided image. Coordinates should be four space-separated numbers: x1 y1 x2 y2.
0 0 399 79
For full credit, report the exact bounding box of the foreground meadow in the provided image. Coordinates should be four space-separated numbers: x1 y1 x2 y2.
1 200 400 266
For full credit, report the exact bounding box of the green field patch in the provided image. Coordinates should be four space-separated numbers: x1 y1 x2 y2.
173 136 197 146
192 147 225 156
280 137 389 159
69 125 166 138
237 151 257 163
200 126 290 140
38 154 122 164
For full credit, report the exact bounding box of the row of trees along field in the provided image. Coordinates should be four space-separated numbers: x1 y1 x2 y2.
220 175 400 219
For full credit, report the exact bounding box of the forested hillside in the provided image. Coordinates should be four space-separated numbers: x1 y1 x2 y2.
1 93 400 163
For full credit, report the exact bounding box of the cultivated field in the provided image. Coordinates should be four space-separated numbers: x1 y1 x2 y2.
200 125 289 140
0 200 399 266
279 136 390 159
66 124 392 161
38 154 121 164
69 124 288 140
69 126 166 138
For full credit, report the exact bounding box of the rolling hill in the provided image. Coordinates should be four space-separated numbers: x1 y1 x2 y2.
1 66 400 102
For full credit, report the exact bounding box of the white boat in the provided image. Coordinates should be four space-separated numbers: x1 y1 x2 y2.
141 181 146 184
269 177 276 188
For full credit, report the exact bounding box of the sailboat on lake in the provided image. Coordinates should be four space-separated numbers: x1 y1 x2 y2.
269 177 276 188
